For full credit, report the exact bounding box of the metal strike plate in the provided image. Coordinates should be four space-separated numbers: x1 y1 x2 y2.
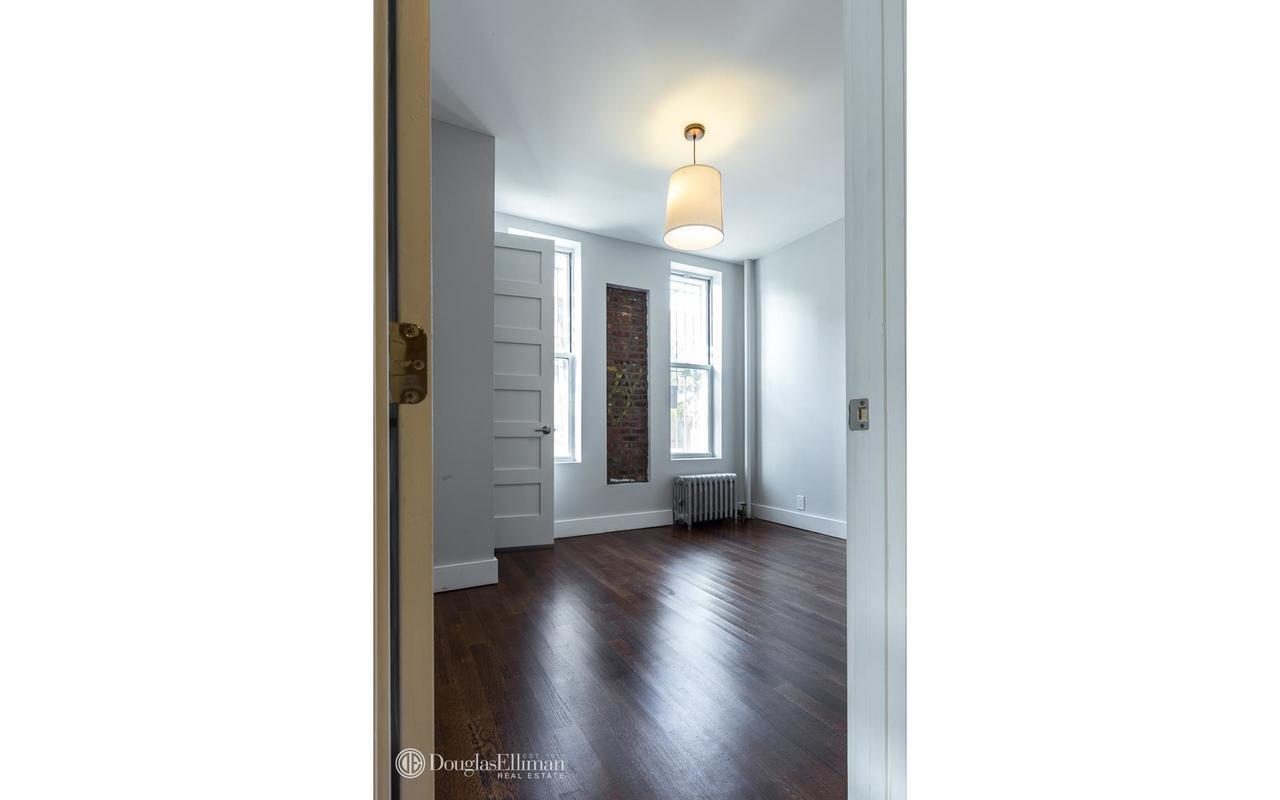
390 322 428 404
849 398 869 431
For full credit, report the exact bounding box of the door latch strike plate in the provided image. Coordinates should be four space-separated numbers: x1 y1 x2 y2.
849 398 869 431
390 322 428 404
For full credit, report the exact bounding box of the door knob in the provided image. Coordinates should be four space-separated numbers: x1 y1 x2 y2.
536 425 553 434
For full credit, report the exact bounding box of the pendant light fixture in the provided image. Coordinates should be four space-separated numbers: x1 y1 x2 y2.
663 123 724 251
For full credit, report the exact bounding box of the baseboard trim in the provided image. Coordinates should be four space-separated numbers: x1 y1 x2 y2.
493 543 553 553
752 504 847 539
433 556 499 593
554 509 674 539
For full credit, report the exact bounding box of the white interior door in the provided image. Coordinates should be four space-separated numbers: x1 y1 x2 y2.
492 233 555 549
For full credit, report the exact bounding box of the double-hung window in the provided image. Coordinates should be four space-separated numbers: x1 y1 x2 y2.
670 268 716 458
552 248 576 461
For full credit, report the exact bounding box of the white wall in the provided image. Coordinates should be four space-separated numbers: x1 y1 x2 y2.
753 219 847 537
496 213 745 537
431 121 498 588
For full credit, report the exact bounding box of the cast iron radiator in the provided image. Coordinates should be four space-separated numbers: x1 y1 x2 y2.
673 473 738 528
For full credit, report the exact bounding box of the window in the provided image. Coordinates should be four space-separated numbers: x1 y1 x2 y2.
670 269 716 457
507 227 581 462
552 249 575 460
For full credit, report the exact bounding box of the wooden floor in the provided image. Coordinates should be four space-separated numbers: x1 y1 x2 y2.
434 519 847 800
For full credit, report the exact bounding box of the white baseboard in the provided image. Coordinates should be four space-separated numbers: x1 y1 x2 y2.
433 556 498 593
751 504 847 539
554 509 674 539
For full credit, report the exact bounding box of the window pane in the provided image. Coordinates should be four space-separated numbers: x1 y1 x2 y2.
670 367 711 454
554 251 571 353
554 356 571 458
670 274 709 365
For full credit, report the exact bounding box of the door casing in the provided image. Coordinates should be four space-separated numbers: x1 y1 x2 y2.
844 0 907 798
372 3 905 799
375 1 433 798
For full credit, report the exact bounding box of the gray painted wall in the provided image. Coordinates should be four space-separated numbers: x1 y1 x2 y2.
496 213 745 536
754 219 847 535
432 121 496 569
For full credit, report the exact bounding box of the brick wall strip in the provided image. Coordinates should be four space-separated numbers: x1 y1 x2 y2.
605 285 649 484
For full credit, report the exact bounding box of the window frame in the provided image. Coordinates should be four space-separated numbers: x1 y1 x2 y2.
552 248 577 463
669 266 719 460
507 227 582 463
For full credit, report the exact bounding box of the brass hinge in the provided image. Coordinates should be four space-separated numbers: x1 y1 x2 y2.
390 322 428 404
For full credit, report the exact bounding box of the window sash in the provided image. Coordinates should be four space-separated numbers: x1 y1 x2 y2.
669 271 711 367
670 363 713 457
554 353 575 461
553 250 573 354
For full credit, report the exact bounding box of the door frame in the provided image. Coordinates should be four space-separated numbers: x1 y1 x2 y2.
372 2 905 798
375 1 433 799
844 0 906 798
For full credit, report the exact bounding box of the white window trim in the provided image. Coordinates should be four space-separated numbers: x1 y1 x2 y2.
507 227 582 463
670 264 722 460
552 249 577 463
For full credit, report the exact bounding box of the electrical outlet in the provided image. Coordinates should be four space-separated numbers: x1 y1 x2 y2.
796 495 806 511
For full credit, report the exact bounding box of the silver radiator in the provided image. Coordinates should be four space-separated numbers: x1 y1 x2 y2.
673 473 738 528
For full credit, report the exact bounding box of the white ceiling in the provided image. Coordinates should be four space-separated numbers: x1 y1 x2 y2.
431 0 844 263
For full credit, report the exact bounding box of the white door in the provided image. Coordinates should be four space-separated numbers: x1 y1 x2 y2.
492 233 555 549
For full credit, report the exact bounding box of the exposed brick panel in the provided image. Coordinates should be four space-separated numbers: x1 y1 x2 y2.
606 285 649 484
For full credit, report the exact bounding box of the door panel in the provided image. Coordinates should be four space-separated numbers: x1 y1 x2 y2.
494 339 542 374
494 388 540 421
493 233 554 549
494 435 541 470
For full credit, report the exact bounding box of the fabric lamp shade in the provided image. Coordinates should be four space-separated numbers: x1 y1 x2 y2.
663 163 723 250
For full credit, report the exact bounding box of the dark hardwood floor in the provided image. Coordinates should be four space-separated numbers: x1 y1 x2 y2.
434 519 847 800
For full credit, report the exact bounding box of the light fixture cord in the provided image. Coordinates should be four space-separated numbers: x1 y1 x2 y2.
692 136 697 165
